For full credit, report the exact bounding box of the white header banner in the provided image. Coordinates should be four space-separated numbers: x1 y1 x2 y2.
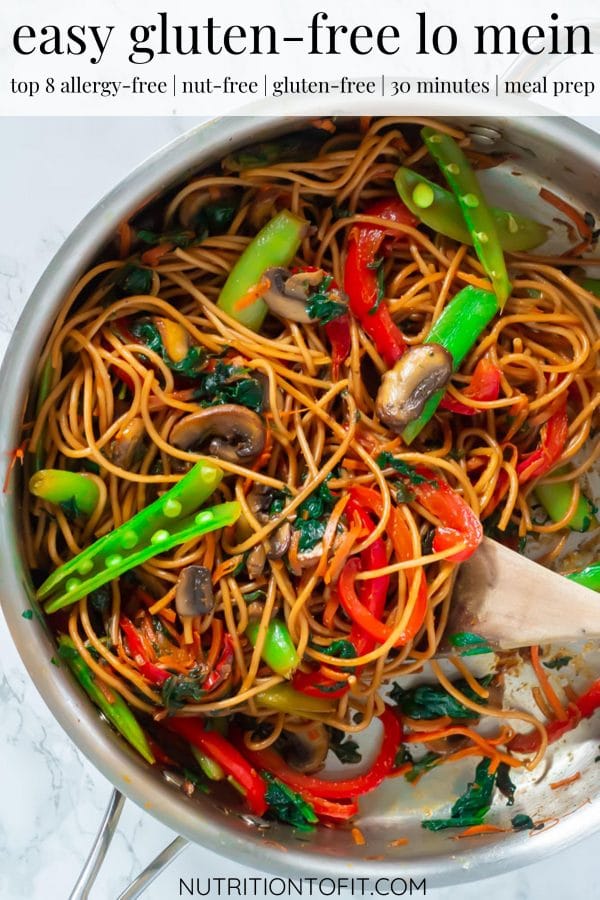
1 0 600 115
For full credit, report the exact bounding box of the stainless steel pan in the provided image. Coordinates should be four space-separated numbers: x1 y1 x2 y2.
2 114 600 890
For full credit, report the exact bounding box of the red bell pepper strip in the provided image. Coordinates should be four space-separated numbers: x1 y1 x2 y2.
291 668 350 699
439 358 501 415
241 705 402 800
165 717 267 816
120 616 170 685
509 677 600 754
345 484 428 644
344 198 416 367
303 794 359 821
202 633 234 693
412 472 483 563
325 314 351 380
346 492 390 657
516 397 568 484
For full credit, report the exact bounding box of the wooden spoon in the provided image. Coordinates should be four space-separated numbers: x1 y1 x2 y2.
442 537 600 651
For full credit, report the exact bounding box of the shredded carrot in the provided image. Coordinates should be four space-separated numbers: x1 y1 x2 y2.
212 555 243 584
117 221 133 259
203 532 217 572
159 609 176 624
550 772 581 790
311 118 336 134
141 242 175 267
539 187 592 244
457 271 494 291
3 440 27 493
182 616 194 645
405 725 522 768
389 838 409 847
530 646 567 722
455 824 506 839
351 827 366 846
232 276 271 313
322 589 340 630
324 520 363 584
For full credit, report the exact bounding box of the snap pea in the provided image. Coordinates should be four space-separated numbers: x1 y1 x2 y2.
534 467 595 533
57 635 155 765
403 286 499 444
567 563 600 592
29 469 100 519
39 461 238 613
422 128 512 307
217 210 309 331
246 619 299 679
394 168 549 252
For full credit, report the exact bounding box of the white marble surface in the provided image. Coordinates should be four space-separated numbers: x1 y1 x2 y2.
2 116 600 900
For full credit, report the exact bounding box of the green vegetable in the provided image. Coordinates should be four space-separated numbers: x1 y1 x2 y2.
161 670 207 710
217 210 308 331
422 758 496 831
222 132 326 172
421 128 512 307
256 684 335 714
246 619 299 679
293 480 336 552
192 361 264 412
262 771 318 831
578 277 600 299
511 813 534 831
543 655 572 670
496 763 516 806
130 320 204 378
448 632 494 656
29 469 100 519
33 354 55 472
194 199 238 239
394 168 549 252
306 275 347 325
534 468 595 532
57 635 154 765
267 487 292 517
22 609 33 620
191 745 226 781
567 563 600 592
376 451 432 485
38 461 238 613
320 639 356 661
137 228 194 248
405 751 442 783
402 286 499 444
390 675 492 721
328 728 362 764
115 264 153 297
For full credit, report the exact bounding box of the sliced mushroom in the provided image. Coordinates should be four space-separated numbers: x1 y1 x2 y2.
268 522 292 560
110 417 146 468
175 566 215 618
376 343 453 432
246 544 267 580
169 404 266 463
262 267 326 323
281 722 330 774
247 483 276 524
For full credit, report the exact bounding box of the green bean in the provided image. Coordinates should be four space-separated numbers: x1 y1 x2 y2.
217 210 308 331
29 469 100 518
57 636 155 764
403 286 499 444
246 619 299 679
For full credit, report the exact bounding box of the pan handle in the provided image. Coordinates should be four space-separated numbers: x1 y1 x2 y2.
68 788 190 900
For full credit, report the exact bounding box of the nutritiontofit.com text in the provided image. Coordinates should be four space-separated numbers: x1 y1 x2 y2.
178 875 427 896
